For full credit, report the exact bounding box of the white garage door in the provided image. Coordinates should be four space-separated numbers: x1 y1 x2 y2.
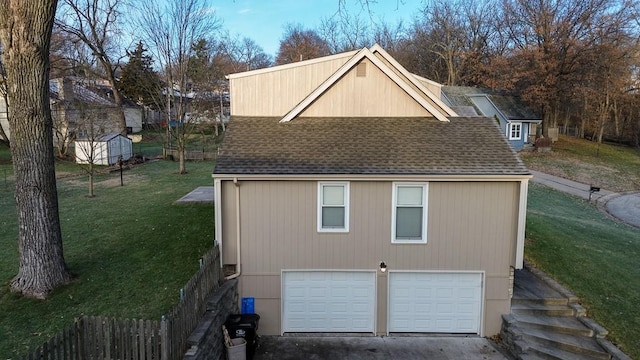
388 272 482 334
282 271 376 333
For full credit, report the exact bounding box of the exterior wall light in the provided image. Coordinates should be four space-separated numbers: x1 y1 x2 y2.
379 261 387 273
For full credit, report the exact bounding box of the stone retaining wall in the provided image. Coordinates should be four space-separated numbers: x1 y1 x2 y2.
184 279 239 360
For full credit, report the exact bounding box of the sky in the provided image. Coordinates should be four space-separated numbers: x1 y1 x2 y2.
211 0 424 57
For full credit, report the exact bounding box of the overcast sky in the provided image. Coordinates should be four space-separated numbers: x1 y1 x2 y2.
212 0 422 56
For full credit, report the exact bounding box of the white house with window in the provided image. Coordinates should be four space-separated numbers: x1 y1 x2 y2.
214 45 531 337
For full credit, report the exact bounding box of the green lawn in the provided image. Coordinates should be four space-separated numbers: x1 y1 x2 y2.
526 184 640 358
0 160 215 358
520 135 640 192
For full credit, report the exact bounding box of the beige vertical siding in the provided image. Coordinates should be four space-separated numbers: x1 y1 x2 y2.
300 59 431 117
220 180 520 336
229 56 352 116
416 79 443 100
372 53 446 114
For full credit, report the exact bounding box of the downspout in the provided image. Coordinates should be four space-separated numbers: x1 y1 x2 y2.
225 177 242 280
515 179 529 269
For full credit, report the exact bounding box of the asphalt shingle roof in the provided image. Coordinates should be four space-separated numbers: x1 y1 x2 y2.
214 116 529 176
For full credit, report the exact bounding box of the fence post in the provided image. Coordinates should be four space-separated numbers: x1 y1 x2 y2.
160 316 169 360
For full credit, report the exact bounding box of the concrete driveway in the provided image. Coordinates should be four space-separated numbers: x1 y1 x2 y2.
252 336 512 360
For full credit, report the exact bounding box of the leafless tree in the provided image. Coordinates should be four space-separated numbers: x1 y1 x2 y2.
72 104 120 197
498 0 639 137
56 0 129 135
275 24 331 64
217 32 272 72
408 0 498 85
0 0 72 299
137 0 221 174
319 10 372 53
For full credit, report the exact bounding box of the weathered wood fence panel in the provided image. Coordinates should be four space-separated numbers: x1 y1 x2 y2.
163 148 217 161
22 246 222 360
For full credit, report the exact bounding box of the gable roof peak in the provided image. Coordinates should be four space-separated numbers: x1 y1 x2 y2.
280 45 456 123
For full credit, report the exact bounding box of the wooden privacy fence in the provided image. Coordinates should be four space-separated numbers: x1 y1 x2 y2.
23 317 162 360
22 246 222 360
163 148 216 161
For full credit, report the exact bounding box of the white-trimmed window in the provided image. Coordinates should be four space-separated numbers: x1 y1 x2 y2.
392 183 428 243
509 122 522 140
318 182 349 232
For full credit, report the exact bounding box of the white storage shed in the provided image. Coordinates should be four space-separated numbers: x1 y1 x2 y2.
75 133 133 165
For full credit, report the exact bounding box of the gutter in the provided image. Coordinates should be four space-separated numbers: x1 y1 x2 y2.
225 177 242 280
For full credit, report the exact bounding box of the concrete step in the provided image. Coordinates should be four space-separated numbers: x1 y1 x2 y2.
511 297 569 307
512 313 594 337
520 328 611 360
511 303 575 317
527 343 611 360
519 353 547 360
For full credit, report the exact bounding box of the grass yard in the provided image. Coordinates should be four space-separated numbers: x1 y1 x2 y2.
526 184 640 358
0 159 215 358
520 135 640 192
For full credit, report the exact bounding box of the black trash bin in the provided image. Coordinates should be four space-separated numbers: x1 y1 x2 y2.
225 314 260 359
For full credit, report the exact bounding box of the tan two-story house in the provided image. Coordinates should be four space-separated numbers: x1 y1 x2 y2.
213 45 531 337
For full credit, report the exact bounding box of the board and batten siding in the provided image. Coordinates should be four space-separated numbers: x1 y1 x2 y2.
300 59 432 118
219 180 521 336
229 55 352 117
371 52 445 114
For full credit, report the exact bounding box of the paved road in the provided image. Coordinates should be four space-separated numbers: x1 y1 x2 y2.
530 170 640 229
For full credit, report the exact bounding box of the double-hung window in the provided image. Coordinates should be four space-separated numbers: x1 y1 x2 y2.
392 183 428 243
318 182 349 232
509 122 522 140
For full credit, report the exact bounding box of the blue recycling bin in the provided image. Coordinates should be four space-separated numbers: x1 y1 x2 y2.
242 297 255 314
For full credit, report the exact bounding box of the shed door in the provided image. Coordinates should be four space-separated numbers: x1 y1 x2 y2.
388 272 482 334
282 271 375 333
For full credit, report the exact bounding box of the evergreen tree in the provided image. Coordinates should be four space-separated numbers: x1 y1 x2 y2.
119 41 162 108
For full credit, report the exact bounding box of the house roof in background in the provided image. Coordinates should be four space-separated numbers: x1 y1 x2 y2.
49 78 141 108
485 94 541 121
442 86 542 121
214 116 529 176
49 79 114 106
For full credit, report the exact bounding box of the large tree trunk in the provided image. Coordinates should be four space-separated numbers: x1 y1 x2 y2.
104 66 127 135
0 0 72 299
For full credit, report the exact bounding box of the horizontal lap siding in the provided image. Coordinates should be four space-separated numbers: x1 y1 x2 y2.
222 180 519 335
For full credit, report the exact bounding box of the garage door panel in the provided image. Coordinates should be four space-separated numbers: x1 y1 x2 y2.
389 272 482 334
283 271 375 333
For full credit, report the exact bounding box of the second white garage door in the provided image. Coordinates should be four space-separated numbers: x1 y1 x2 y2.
388 272 483 334
282 271 376 333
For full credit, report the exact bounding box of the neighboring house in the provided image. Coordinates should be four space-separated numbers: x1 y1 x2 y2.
441 86 542 151
50 77 143 134
0 77 143 146
213 45 531 337
75 133 133 165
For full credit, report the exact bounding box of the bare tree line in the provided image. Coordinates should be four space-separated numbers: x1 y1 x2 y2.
275 0 640 145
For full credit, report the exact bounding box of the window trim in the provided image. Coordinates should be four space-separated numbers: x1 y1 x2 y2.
508 122 522 140
391 182 428 244
317 181 350 233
